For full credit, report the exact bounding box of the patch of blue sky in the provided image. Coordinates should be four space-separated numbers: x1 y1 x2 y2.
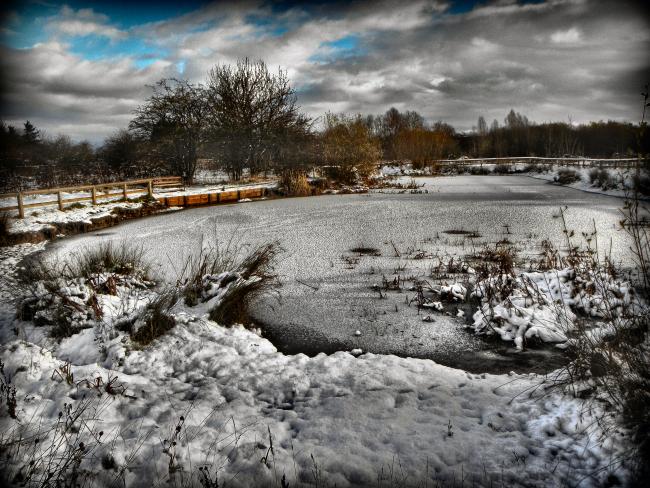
309 35 366 64
134 58 159 69
67 35 170 70
50 0 207 29
244 13 291 38
0 0 208 48
448 1 481 14
1 7 50 49
448 0 547 14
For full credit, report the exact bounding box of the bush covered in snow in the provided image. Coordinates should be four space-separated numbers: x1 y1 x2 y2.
470 266 635 350
554 168 581 185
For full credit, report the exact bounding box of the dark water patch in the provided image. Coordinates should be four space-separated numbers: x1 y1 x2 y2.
443 229 482 238
254 315 571 375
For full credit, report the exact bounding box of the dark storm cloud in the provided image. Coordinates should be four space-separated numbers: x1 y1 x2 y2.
0 0 648 142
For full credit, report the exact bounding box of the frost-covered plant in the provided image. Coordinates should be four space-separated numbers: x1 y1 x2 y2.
15 243 155 338
588 168 616 190
0 394 111 488
0 211 11 245
129 290 178 345
178 239 281 326
555 168 581 185
470 266 634 350
0 360 17 419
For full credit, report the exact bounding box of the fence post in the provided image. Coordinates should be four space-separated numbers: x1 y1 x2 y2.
57 191 63 211
91 186 97 205
122 183 127 200
148 179 153 197
17 192 24 218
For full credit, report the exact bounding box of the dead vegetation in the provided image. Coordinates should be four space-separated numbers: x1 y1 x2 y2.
350 245 381 256
278 169 312 197
176 238 282 326
554 168 581 185
0 212 11 245
208 241 282 326
129 291 178 345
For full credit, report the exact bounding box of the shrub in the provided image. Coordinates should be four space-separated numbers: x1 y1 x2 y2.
279 169 311 197
555 168 581 185
0 212 10 245
523 163 543 173
208 241 281 326
178 240 282 326
588 168 616 190
492 163 511 174
468 165 490 175
632 172 650 196
321 165 358 185
130 291 178 345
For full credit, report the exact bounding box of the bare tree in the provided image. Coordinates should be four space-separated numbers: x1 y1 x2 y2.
319 112 381 181
206 58 310 180
130 79 208 183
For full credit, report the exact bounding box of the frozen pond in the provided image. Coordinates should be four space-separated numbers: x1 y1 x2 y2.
48 175 634 372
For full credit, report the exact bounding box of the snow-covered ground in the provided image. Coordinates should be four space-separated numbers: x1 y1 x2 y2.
1 175 644 487
0 243 633 487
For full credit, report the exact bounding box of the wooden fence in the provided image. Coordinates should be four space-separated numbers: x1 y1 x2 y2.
435 156 646 167
0 176 183 218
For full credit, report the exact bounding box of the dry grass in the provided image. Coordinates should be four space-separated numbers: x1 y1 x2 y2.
0 212 10 245
176 238 282 326
279 169 312 197
532 204 650 483
208 241 282 326
555 168 581 185
130 291 178 345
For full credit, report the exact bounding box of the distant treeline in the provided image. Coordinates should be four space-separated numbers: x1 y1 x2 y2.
1 59 648 190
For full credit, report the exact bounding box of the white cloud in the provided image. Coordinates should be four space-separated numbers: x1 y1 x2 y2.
47 6 127 40
1 0 648 142
550 26 582 43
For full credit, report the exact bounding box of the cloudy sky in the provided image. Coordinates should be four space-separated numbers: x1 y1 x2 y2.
1 0 648 144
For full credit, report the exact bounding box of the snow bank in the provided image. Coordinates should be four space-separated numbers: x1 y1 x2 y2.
528 166 647 199
1 320 630 488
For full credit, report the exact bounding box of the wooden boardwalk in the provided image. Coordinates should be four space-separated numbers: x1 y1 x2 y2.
162 187 266 207
0 177 183 218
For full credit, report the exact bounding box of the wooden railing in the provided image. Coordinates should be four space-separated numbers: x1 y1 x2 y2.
436 156 646 167
0 176 183 218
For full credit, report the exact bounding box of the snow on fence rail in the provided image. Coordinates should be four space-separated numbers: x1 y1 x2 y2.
436 156 646 166
0 176 183 218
